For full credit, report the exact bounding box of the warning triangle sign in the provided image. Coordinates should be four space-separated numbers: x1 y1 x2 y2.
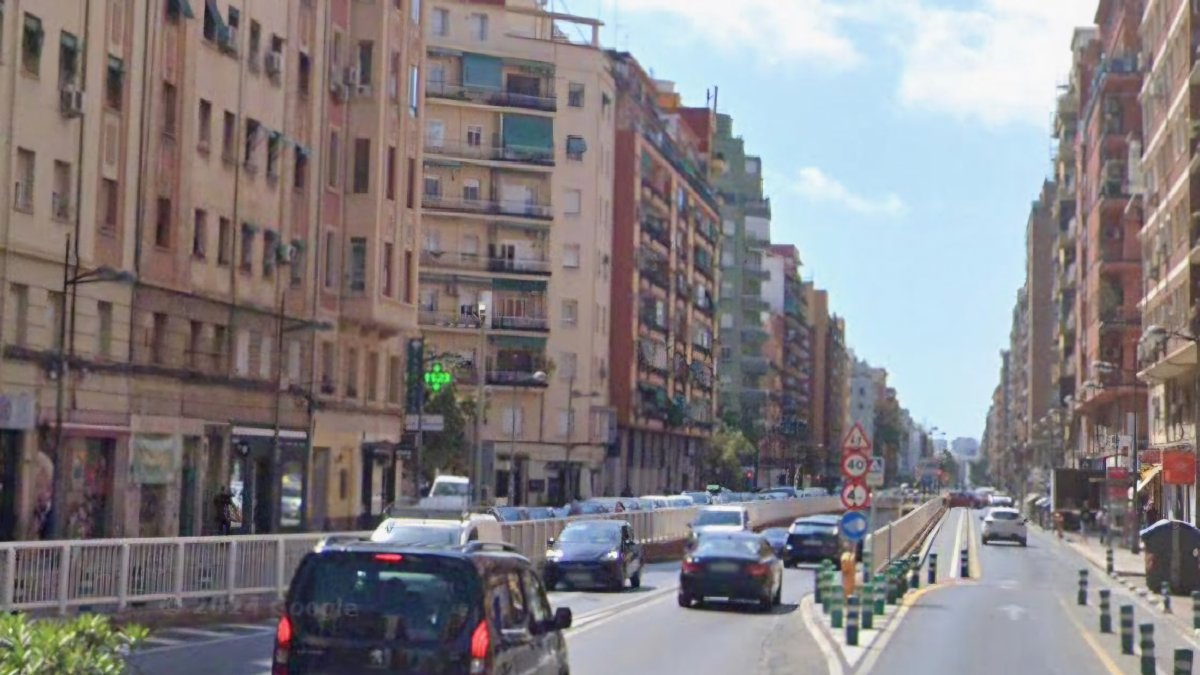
842 423 872 453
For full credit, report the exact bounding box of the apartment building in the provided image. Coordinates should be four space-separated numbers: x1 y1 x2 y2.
823 314 849 485
1024 182 1060 469
1137 0 1198 519
0 0 425 540
712 113 772 435
607 51 719 496
418 0 616 506
760 244 810 486
848 355 885 444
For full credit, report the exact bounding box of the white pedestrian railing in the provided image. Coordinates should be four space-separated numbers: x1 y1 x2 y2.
0 495 933 616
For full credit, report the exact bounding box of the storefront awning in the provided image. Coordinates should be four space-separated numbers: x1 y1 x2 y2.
1138 464 1163 493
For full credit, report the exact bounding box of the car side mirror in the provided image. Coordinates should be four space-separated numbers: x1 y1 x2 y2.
553 607 573 631
546 537 556 547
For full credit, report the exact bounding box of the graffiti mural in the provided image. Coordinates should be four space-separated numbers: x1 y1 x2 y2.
65 438 113 539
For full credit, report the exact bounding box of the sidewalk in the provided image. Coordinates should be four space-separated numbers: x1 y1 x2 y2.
1060 527 1145 578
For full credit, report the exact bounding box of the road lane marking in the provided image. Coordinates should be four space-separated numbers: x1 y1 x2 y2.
799 594 844 675
135 629 274 656
950 509 965 579
967 509 983 579
1056 596 1126 675
564 587 678 639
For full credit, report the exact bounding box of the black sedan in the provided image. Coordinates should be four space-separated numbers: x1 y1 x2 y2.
784 515 841 566
678 532 783 611
543 520 644 592
760 527 789 558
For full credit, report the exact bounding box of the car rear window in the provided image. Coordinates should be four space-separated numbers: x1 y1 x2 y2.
991 511 1020 521
695 538 759 556
289 552 480 644
791 522 837 535
371 523 461 546
695 510 742 527
559 523 620 544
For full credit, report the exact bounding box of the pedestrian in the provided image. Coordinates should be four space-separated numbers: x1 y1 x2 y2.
1080 505 1091 539
1145 497 1161 526
1097 508 1108 545
214 486 238 535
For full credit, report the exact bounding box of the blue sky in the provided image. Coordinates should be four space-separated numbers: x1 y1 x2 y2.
564 0 1097 441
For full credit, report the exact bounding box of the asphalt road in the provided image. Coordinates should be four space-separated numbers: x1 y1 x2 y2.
862 507 1200 675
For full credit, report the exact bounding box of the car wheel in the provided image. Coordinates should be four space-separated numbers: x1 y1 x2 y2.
544 575 558 591
630 569 642 589
678 592 693 608
772 580 783 606
611 577 625 592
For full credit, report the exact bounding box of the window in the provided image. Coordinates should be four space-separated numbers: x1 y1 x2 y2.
287 340 301 385
353 138 370 193
323 230 336 288
348 237 367 293
408 65 419 116
11 284 29 347
14 148 33 211
407 157 416 208
106 57 124 110
259 332 272 379
386 146 397 200
466 125 482 147
403 250 413 302
222 111 236 161
566 135 586 160
469 13 488 41
462 234 479 257
240 225 255 272
213 325 228 371
564 188 581 215
244 118 260 167
568 82 584 107
462 179 480 202
563 244 581 268
235 329 250 375
192 209 207 258
59 32 80 87
290 242 305 287
424 175 441 197
345 348 359 398
720 313 733 329
162 81 177 136
202 0 219 40
151 313 168 365
366 352 379 401
382 242 395 297
248 20 261 64
155 197 172 248
432 7 448 35
298 52 311 97
51 161 70 220
263 231 277 277
321 341 335 390
97 301 113 358
562 299 578 327
502 406 523 435
411 0 422 23
387 356 402 403
294 149 309 189
389 51 401 101
22 13 43 75
357 40 373 86
100 178 118 232
198 99 213 151
327 130 340 187
217 217 232 266
188 320 203 369
267 133 281 180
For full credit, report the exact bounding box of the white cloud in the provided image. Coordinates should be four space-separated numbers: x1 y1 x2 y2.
608 0 866 70
787 167 907 217
891 0 1098 127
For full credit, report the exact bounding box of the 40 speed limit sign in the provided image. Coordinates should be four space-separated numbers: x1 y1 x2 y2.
841 452 869 480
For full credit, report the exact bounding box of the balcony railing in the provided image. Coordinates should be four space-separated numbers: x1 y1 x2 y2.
422 193 553 220
426 81 557 112
641 175 671 208
421 250 551 276
640 311 668 334
419 310 548 332
641 217 670 248
1098 308 1140 328
425 138 554 167
487 370 551 386
491 315 549 332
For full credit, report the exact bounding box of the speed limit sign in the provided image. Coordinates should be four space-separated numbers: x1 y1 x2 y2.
841 452 869 480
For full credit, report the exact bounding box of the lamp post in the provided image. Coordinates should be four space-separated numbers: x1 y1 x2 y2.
563 371 602 504
507 370 546 505
51 233 135 539
472 300 488 505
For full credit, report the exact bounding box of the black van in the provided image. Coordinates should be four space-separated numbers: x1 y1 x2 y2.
273 540 573 675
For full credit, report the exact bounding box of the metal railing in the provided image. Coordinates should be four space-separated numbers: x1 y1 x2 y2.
425 139 554 166
421 250 552 275
422 194 553 220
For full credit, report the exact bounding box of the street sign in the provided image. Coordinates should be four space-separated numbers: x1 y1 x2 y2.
1163 451 1197 485
405 414 445 432
840 480 872 510
842 423 872 453
841 452 869 479
867 456 885 488
839 510 869 543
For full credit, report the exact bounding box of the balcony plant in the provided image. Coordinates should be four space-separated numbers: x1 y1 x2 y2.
0 613 147 674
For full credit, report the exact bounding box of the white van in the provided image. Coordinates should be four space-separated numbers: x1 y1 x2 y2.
419 474 471 510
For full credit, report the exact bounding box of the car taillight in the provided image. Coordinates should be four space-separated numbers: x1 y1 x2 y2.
682 560 702 574
272 615 292 675
375 553 404 563
469 619 491 674
746 563 769 577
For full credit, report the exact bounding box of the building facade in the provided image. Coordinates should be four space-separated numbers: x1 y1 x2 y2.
417 0 615 506
759 243 810 486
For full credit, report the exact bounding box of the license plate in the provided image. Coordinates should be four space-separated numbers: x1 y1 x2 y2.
568 571 592 582
803 539 821 546
708 562 739 573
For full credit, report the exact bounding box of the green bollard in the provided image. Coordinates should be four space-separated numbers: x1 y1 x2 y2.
862 551 872 584
928 553 938 584
1099 589 1112 634
1175 649 1193 675
861 583 875 629
814 568 824 606
909 556 920 591
831 589 844 629
821 571 833 615
897 561 909 595
1192 591 1200 631
846 594 860 646
873 574 886 615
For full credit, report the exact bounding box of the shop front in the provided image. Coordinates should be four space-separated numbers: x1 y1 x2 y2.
0 392 36 541
228 426 309 534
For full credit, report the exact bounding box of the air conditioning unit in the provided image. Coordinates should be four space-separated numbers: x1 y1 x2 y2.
59 85 84 118
264 51 283 77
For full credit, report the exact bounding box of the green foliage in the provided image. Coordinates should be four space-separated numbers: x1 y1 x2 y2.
704 426 754 488
420 383 471 481
0 613 147 674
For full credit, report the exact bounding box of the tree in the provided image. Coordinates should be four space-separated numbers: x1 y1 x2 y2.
419 383 471 483
703 425 753 489
873 396 904 485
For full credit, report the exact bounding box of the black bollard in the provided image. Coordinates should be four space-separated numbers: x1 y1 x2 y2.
1120 605 1134 655
928 552 938 584
1140 623 1156 675
1175 649 1194 675
1099 589 1112 634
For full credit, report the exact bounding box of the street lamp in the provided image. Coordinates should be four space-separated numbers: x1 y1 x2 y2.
563 372 602 504
507 370 546 505
51 233 135 538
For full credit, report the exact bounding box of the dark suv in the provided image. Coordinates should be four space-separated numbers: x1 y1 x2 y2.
273 540 573 675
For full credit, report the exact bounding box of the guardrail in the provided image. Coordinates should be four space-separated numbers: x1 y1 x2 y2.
0 497 847 615
863 497 944 570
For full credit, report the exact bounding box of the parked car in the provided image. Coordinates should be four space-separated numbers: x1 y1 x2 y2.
783 514 841 565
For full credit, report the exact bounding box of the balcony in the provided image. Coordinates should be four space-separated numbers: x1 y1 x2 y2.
422 193 552 221
1098 240 1139 267
742 356 770 376
419 309 548 333
696 218 718 245
743 263 770 281
639 307 668 335
742 295 769 312
638 339 669 376
641 216 670 249
425 138 554 168
421 250 551 276
487 370 551 387
744 231 770 249
491 315 549 332
426 80 557 113
694 247 714 279
1097 180 1130 202
741 324 769 342
1098 307 1140 330
641 174 671 212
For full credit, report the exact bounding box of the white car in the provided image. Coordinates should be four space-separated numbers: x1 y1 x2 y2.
370 506 502 548
688 505 751 547
981 507 1027 546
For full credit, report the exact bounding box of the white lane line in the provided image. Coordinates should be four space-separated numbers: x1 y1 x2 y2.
949 509 965 579
799 594 844 675
157 627 241 639
565 587 678 639
135 629 271 656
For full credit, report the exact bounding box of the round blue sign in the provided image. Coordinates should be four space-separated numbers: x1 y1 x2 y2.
840 510 869 542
